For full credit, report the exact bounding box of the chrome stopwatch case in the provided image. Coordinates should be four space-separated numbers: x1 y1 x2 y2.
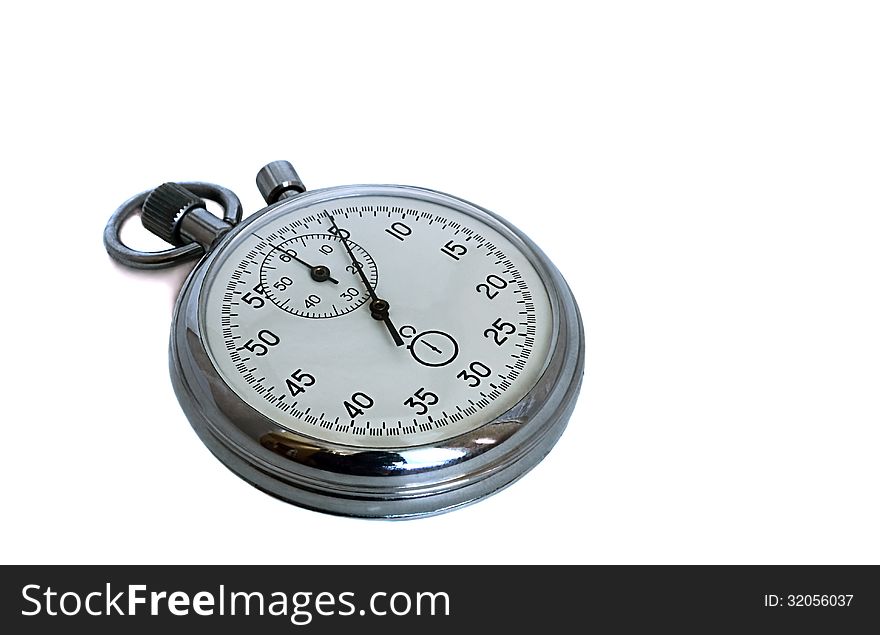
105 161 584 518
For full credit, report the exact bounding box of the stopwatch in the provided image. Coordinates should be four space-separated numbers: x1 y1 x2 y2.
104 161 584 518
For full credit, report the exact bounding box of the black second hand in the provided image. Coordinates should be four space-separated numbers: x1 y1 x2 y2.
327 214 404 347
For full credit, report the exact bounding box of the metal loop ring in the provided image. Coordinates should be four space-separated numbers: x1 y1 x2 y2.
104 182 243 270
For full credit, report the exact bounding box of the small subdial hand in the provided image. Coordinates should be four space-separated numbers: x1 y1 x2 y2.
327 214 404 347
265 241 339 284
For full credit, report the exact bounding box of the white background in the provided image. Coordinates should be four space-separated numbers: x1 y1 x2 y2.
1 1 878 564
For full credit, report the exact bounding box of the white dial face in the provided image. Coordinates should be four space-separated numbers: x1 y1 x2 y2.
202 192 553 449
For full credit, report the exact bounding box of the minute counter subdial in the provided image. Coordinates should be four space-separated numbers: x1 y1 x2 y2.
258 233 378 319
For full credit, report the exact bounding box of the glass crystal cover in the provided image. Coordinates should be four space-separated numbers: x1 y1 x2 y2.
201 194 552 449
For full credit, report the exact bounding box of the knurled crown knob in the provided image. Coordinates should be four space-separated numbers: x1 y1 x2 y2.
141 182 206 246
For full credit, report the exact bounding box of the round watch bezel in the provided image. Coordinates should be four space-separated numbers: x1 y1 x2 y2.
169 184 584 518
